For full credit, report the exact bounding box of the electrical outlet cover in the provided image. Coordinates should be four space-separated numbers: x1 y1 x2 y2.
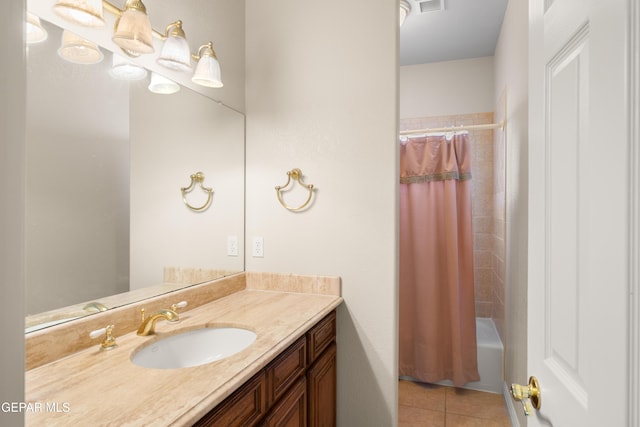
252 237 264 257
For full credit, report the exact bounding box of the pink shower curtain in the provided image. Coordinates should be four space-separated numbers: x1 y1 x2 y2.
398 133 480 386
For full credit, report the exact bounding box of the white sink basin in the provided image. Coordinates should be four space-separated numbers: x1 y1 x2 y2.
131 327 257 369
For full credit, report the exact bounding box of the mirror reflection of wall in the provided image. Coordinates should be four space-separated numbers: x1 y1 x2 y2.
26 20 131 314
129 82 245 290
25 19 245 322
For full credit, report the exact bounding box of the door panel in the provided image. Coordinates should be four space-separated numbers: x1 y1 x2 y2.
545 25 589 406
528 0 630 425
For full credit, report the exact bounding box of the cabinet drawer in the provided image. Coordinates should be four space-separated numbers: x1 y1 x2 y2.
306 311 336 364
194 372 267 427
266 336 306 407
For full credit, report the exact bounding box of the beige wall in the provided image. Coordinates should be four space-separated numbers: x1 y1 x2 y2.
400 56 495 118
0 2 25 425
244 0 398 425
494 0 529 425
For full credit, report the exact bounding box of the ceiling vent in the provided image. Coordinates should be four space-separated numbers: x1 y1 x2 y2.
417 0 446 14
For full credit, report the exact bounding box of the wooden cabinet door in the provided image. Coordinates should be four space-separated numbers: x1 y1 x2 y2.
261 377 307 427
307 343 336 427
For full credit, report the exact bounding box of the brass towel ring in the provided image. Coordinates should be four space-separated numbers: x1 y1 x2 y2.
181 172 213 212
275 168 315 211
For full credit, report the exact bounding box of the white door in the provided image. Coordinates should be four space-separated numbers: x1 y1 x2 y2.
526 0 632 425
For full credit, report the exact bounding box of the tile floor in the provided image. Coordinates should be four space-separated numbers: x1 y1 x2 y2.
399 379 512 426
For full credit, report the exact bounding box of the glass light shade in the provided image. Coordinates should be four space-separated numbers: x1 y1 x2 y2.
148 72 180 94
192 54 223 88
158 35 192 71
113 9 154 55
26 13 48 44
110 54 147 80
53 0 105 27
58 30 104 64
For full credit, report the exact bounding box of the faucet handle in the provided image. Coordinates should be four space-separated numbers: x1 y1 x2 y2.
89 324 117 350
171 301 188 312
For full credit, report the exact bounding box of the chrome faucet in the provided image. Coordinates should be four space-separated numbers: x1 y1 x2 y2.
137 308 180 336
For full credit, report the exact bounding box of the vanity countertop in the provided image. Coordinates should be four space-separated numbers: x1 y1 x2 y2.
25 289 342 426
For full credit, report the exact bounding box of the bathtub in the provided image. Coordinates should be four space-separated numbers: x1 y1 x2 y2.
434 317 504 393
400 318 504 393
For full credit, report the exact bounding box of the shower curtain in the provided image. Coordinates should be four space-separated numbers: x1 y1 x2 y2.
398 132 480 386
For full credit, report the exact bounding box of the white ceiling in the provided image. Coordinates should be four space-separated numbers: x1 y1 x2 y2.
400 0 509 66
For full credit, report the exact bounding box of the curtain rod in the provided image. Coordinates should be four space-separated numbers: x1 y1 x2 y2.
399 120 505 136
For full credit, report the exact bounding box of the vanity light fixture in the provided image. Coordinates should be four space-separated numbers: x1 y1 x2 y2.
400 0 412 26
148 71 180 94
58 30 104 64
53 0 105 27
157 20 192 71
26 12 48 44
112 0 154 56
48 0 224 89
191 42 223 88
110 54 147 80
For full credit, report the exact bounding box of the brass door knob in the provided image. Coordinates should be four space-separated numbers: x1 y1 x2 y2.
510 376 541 416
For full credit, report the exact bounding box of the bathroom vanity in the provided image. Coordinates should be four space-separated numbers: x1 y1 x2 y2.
25 273 342 426
195 311 336 426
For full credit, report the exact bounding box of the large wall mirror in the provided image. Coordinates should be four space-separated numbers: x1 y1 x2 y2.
25 1 245 333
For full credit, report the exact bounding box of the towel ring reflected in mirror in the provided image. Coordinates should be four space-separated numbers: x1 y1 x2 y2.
181 172 213 212
275 168 315 212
